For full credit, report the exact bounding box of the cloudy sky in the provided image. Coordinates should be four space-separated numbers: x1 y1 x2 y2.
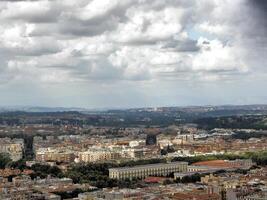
0 0 266 108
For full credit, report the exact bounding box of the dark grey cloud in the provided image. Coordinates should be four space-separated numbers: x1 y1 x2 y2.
248 0 267 36
249 0 267 14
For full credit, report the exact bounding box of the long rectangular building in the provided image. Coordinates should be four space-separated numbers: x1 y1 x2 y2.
109 162 188 180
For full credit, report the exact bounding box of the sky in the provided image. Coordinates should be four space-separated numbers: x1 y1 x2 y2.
0 0 266 108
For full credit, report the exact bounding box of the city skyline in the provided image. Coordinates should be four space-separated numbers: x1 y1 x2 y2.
0 0 266 108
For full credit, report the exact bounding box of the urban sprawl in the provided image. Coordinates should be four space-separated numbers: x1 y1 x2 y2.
0 105 267 200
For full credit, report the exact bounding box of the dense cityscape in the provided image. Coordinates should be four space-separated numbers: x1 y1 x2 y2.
0 105 267 199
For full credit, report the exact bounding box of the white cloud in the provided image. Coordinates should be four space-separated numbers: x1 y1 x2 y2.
0 0 266 107
113 7 184 44
192 38 248 73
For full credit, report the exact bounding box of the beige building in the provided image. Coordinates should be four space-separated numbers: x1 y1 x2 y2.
109 162 188 180
78 149 121 163
0 138 24 161
36 148 75 163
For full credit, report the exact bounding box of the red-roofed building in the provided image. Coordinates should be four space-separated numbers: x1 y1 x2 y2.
192 159 254 170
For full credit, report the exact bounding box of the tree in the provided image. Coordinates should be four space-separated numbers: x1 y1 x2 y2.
0 153 12 169
30 164 63 178
9 159 27 170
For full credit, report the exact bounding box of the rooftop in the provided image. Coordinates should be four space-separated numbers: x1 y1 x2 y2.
109 161 188 171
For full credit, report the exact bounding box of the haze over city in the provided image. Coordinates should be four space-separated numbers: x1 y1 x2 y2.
0 0 266 108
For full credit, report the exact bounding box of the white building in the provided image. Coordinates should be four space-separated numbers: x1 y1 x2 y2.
109 162 188 180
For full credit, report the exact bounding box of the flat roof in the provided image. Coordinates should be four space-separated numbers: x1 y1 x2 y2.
109 162 188 171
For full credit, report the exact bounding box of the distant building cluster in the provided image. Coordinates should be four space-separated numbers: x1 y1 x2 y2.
0 115 267 200
73 165 267 200
0 175 95 200
33 133 161 164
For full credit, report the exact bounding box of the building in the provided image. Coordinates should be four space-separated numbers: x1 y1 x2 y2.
109 162 188 180
192 159 255 170
122 148 144 159
146 134 157 145
171 192 220 200
35 148 75 163
78 149 121 163
0 138 24 161
78 192 96 200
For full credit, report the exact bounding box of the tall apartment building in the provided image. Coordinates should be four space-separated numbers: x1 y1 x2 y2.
109 162 188 180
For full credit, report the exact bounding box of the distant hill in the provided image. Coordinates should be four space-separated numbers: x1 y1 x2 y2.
1 104 267 114
0 106 88 113
1 104 267 127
